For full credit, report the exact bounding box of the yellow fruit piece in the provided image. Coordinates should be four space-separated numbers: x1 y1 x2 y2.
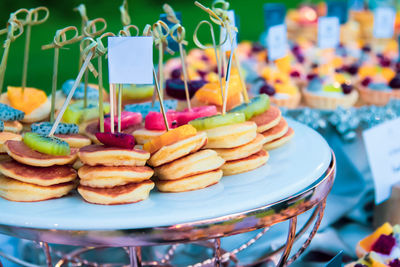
334 73 348 84
275 55 291 73
143 124 197 154
194 73 242 106
275 83 298 95
359 222 393 252
371 259 387 267
384 39 398 53
7 86 47 115
205 72 219 83
381 68 396 82
359 65 377 79
257 51 267 62
333 57 343 69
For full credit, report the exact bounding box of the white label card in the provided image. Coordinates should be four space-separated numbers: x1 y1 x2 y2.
220 10 237 52
108 36 153 84
266 24 287 61
318 17 340 49
373 7 395 39
363 118 400 204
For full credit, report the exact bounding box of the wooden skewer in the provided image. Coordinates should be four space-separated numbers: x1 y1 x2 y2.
222 34 236 115
109 83 115 134
153 68 170 131
49 49 95 136
117 83 122 132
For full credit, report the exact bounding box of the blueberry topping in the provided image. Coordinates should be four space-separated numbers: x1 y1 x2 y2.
259 83 276 96
346 64 359 75
361 77 372 87
389 75 400 89
171 68 182 79
251 43 264 53
341 83 353 94
362 45 371 52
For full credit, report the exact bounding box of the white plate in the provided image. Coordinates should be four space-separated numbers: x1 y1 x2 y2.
0 119 331 231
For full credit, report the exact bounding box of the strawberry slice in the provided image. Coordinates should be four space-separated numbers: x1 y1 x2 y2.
144 111 178 130
103 111 142 132
177 106 218 126
95 132 135 149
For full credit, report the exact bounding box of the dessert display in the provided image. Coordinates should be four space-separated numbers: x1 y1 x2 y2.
347 223 400 267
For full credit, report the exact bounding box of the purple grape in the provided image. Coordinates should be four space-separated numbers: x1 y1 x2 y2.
165 79 206 100
292 44 301 54
307 73 318 81
389 75 400 89
341 83 353 94
371 234 396 255
361 77 372 87
252 42 264 53
189 79 206 92
259 83 276 96
296 54 305 63
171 68 182 79
290 70 301 78
390 259 400 267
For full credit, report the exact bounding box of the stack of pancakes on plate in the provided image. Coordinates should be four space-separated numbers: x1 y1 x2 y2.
0 140 78 202
208 121 269 176
77 144 153 205
250 105 295 150
148 131 225 192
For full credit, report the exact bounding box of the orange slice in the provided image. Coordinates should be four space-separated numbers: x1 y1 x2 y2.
358 222 393 252
143 124 197 154
194 72 242 106
7 87 47 115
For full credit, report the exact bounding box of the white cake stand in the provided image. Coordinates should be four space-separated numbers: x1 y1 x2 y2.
0 119 336 267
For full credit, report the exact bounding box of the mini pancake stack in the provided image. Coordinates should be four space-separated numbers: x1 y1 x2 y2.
201 116 268 176
144 124 225 192
77 143 154 205
0 135 78 202
249 105 295 150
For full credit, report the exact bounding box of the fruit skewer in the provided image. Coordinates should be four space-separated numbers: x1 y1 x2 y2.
193 2 227 113
42 26 81 123
48 39 98 136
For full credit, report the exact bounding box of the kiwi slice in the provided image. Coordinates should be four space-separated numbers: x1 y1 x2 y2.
189 113 245 130
23 132 70 156
230 94 270 120
63 100 110 124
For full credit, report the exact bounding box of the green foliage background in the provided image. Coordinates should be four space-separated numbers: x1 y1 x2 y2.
0 0 300 94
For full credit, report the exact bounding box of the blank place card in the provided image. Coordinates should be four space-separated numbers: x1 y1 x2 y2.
373 7 395 39
108 36 153 84
363 118 400 204
318 16 340 49
267 24 287 61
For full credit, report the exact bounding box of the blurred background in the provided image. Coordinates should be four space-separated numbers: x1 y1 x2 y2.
0 0 301 94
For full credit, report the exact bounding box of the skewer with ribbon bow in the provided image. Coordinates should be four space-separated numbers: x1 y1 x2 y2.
42 26 81 122
48 38 98 137
143 24 170 131
0 10 26 94
193 2 228 114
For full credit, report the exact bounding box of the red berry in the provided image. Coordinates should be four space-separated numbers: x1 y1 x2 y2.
95 132 135 149
361 77 372 87
371 234 396 255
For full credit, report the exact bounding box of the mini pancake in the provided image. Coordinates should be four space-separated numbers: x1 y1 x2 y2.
4 121 23 133
78 180 154 205
147 132 207 167
250 105 281 133
213 134 265 161
0 160 77 186
155 149 225 180
222 149 269 176
55 134 91 148
5 140 78 167
0 132 21 153
204 121 257 149
0 176 75 202
84 121 142 144
264 127 294 150
133 128 165 145
78 165 154 188
261 118 289 144
0 154 11 162
78 145 150 167
155 169 223 192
